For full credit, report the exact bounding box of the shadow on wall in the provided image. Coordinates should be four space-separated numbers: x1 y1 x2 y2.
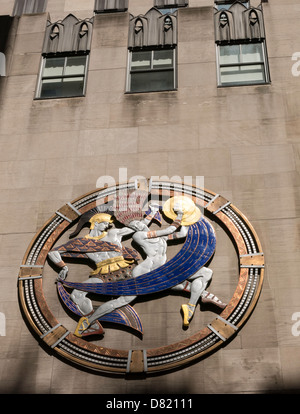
0 357 39 394
265 382 300 394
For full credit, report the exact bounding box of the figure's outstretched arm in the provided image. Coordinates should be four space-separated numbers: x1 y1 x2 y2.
166 225 189 240
48 250 68 280
141 204 160 226
146 209 184 239
115 226 135 238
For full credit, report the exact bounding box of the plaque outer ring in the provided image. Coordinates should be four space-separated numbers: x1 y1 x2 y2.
18 181 264 375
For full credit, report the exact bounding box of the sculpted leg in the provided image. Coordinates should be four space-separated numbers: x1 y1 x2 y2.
180 278 206 327
70 290 93 315
70 277 100 316
88 295 137 324
74 294 137 338
172 267 225 327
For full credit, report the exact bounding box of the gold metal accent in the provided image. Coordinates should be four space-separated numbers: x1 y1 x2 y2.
89 256 134 275
240 254 265 268
57 203 81 222
206 195 229 214
209 318 236 341
89 213 113 230
18 266 43 278
74 317 88 338
42 325 69 348
128 350 145 373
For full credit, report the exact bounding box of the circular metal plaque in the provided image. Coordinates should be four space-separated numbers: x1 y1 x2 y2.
18 181 264 375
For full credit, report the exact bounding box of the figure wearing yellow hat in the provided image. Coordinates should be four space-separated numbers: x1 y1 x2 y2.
163 196 226 326
88 212 113 230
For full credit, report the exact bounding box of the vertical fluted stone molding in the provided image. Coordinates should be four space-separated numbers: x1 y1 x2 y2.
128 8 177 50
42 14 94 56
214 1 265 44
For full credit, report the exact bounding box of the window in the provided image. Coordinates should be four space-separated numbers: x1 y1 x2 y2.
127 48 176 93
217 42 269 86
160 8 178 14
0 16 13 77
215 1 249 10
0 53 6 77
154 0 188 7
94 0 128 13
12 0 47 16
36 55 88 99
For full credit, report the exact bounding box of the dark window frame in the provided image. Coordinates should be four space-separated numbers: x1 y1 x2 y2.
12 0 47 16
94 0 128 14
215 1 250 10
35 53 89 100
216 41 270 87
126 47 177 94
154 0 188 8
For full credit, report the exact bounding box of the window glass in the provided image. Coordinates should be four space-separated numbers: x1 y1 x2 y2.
218 42 268 86
62 77 85 96
40 78 63 98
131 51 152 71
241 43 263 63
0 53 6 76
240 64 265 82
216 2 249 10
43 57 64 77
65 56 86 76
220 64 265 85
128 49 175 93
153 49 173 69
38 55 87 99
160 8 178 14
219 45 240 65
131 71 174 93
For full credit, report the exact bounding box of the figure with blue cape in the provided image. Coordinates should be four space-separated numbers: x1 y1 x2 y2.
48 189 226 338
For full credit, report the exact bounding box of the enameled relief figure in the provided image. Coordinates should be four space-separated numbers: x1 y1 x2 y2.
48 190 226 338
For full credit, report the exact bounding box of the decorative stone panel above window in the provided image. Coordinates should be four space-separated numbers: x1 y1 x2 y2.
214 1 265 44
128 8 177 50
94 0 128 14
42 14 94 56
154 0 188 8
12 0 47 16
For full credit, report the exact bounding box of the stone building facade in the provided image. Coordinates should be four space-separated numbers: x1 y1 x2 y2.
0 0 299 394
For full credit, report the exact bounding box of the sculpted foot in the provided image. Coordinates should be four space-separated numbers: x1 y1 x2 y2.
201 291 227 309
181 303 195 327
74 316 104 338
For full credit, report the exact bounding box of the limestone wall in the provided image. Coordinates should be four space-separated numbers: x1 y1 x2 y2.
0 0 299 394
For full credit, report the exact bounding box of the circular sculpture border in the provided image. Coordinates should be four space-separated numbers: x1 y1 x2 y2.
18 181 264 375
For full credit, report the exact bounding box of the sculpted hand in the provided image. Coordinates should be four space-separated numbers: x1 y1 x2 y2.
58 266 68 281
173 202 184 216
149 203 160 214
